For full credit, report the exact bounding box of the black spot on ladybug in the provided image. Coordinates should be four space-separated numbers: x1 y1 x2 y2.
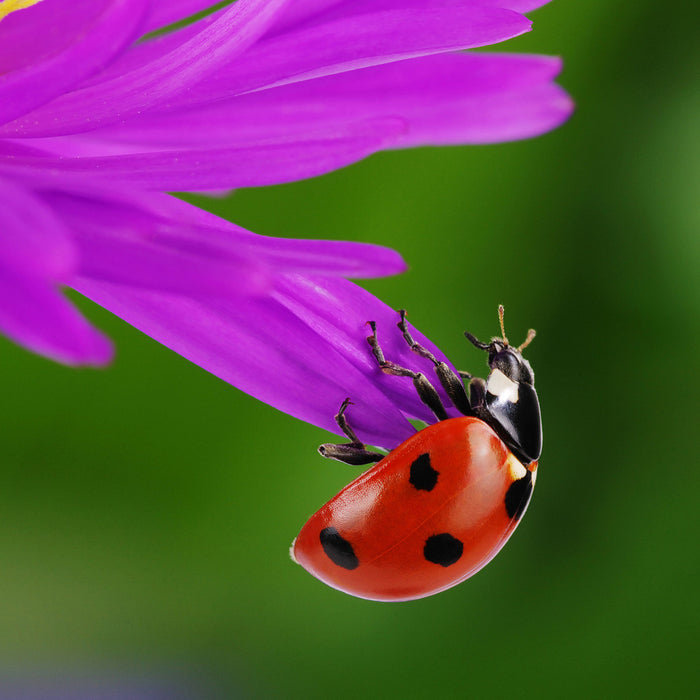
320 527 359 570
424 533 463 567
505 470 533 520
409 453 439 491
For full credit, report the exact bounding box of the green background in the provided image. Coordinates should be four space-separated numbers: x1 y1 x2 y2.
1 1 698 697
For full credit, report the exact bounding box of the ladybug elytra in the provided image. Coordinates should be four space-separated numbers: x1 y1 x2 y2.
292 307 542 601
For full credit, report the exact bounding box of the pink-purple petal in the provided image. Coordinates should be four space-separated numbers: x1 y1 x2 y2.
128 193 408 278
267 275 464 428
75 232 273 299
39 187 407 297
147 221 409 280
271 0 550 34
0 0 148 127
0 0 290 138
335 1 551 13
3 119 406 191
171 6 532 106
92 53 569 149
73 274 431 449
269 0 344 33
0 178 77 280
233 237 407 279
142 0 222 34
500 1 551 11
402 81 572 145
0 265 113 366
79 11 220 89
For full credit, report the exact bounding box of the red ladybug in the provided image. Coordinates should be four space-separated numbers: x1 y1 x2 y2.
292 307 542 601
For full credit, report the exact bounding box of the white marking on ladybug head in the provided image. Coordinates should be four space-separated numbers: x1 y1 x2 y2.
486 369 519 404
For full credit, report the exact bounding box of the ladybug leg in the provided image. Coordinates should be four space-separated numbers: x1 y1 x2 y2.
469 377 486 413
367 321 449 421
465 377 494 425
334 398 368 444
318 398 384 466
396 310 473 417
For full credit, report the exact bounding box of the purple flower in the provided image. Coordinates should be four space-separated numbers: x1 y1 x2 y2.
0 0 571 439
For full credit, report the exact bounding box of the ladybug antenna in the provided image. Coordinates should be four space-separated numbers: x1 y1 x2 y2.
498 304 509 345
518 328 537 353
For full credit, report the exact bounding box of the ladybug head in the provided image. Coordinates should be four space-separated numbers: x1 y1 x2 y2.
465 306 541 465
485 339 535 386
464 306 536 384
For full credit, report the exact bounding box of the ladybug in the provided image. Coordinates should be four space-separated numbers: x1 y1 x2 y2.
292 306 542 601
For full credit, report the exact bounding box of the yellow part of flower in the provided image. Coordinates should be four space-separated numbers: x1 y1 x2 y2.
0 0 44 23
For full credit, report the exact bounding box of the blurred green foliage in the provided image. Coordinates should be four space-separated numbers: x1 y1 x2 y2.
1 1 697 697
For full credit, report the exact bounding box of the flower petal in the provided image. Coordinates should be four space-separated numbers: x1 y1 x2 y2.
407 80 572 145
0 178 77 279
36 187 406 300
270 1 550 34
0 177 112 364
133 194 409 279
56 214 274 300
74 274 463 449
170 5 532 107
0 265 113 365
500 1 551 11
265 275 464 428
2 119 406 191
142 0 222 34
0 0 148 127
0 0 290 137
93 53 570 148
269 0 343 33
229 237 408 279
